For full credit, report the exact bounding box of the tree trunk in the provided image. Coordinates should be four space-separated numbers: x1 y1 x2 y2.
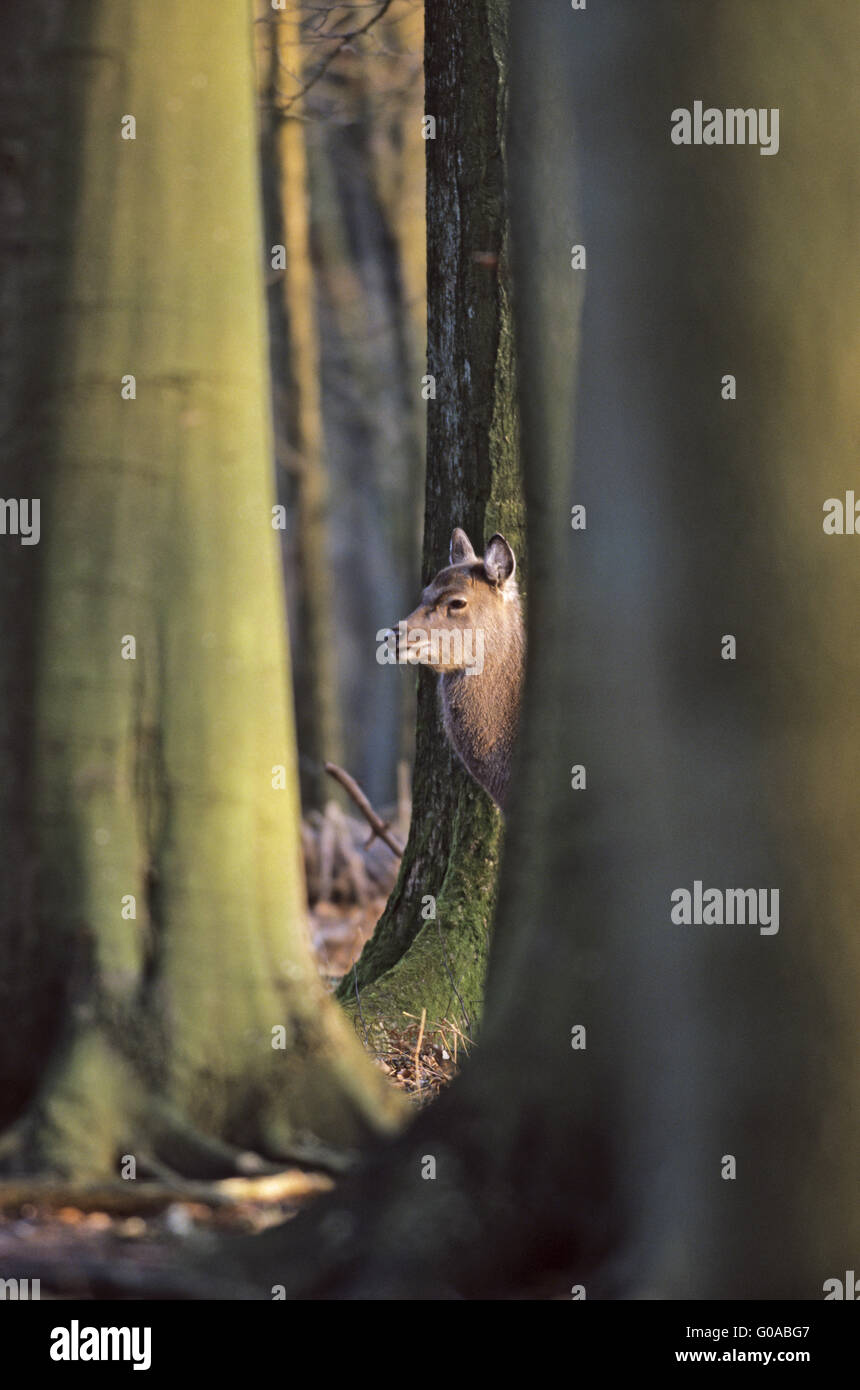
0 0 66 1127
335 0 522 1046
225 0 860 1299
305 66 420 806
0 0 400 1181
266 4 344 810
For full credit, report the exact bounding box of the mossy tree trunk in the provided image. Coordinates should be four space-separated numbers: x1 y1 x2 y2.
335 0 522 1045
0 0 400 1182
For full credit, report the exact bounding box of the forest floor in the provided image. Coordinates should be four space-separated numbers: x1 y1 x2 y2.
310 894 463 1101
0 881 460 1297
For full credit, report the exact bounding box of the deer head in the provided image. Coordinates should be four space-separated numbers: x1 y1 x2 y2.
396 528 517 676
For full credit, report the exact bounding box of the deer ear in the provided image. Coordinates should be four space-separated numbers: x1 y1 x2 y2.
484 534 516 586
450 528 476 565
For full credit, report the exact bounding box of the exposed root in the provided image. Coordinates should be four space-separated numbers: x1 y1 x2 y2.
148 1101 263 1180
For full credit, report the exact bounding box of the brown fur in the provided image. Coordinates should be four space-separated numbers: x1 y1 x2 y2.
396 529 524 809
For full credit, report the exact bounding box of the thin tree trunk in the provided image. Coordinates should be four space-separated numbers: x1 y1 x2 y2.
307 121 411 802
351 12 426 779
335 0 522 1044
268 4 344 809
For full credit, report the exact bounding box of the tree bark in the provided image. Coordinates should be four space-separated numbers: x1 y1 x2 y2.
0 0 400 1181
0 0 66 1127
304 60 420 806
265 4 344 810
335 0 522 1046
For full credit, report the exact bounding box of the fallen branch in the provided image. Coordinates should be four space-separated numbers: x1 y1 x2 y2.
0 1170 333 1217
324 761 404 857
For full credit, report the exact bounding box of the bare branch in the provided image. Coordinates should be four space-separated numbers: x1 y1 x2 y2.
324 761 404 857
274 0 394 117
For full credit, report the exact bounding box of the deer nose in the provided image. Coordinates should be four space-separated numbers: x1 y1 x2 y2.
390 623 415 660
392 613 422 654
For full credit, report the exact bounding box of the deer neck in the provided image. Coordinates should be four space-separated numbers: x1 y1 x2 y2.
439 605 523 804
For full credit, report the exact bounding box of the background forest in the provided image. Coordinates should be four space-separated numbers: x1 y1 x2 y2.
0 0 859 1309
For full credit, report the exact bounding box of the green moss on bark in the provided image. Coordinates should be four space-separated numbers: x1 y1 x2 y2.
336 0 521 1038
343 779 500 1047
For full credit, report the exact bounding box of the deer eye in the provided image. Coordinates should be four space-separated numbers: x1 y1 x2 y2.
448 598 467 613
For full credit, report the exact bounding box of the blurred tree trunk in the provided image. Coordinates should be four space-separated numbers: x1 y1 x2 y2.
0 0 400 1180
256 1 426 810
265 4 344 809
356 1 426 770
307 122 412 802
335 0 522 1044
0 0 64 1127
231 0 860 1299
560 0 860 1300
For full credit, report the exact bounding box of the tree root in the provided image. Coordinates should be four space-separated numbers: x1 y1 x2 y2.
0 1169 333 1217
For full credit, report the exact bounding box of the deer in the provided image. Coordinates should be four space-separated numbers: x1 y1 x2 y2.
394 528 524 810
